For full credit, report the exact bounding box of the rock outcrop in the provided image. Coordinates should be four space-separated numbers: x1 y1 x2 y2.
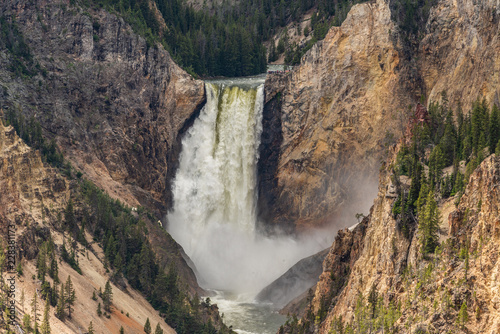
419 0 500 108
307 145 412 331
0 0 205 215
260 0 411 232
0 121 178 333
0 121 68 233
259 0 500 233
256 248 329 309
284 144 500 333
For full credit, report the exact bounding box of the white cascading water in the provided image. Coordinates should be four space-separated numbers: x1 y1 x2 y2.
167 77 331 298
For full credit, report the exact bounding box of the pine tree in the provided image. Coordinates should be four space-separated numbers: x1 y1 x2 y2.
3 306 12 333
40 297 51 334
464 242 470 282
56 283 66 319
50 281 58 307
22 314 32 332
155 323 164 334
120 326 125 334
16 261 23 276
114 252 123 274
105 234 116 264
65 275 76 318
41 281 52 301
490 104 500 154
144 317 152 334
48 256 59 283
103 280 113 312
37 247 47 282
420 191 440 254
21 288 25 313
97 302 102 316
88 321 95 334
31 291 39 333
65 199 75 228
368 285 378 319
457 301 468 329
416 176 429 217
428 146 446 189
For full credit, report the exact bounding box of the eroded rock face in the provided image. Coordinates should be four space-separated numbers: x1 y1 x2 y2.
309 219 369 316
0 120 190 334
310 146 413 330
0 0 205 214
0 122 68 248
256 248 329 309
260 0 410 232
287 148 500 333
260 0 500 233
419 0 500 108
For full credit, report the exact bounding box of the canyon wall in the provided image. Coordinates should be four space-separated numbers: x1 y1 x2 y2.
261 2 500 330
419 0 500 108
260 0 500 233
0 121 181 333
300 150 500 333
0 0 205 214
260 0 411 232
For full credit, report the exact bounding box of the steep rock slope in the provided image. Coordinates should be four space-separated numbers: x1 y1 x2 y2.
259 0 500 233
0 0 205 214
0 121 176 333
419 0 500 108
285 147 500 333
306 145 413 332
260 0 411 232
256 248 329 310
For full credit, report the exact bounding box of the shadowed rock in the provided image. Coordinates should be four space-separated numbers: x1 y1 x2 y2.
256 248 329 309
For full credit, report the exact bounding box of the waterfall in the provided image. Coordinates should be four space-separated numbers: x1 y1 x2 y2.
167 77 330 294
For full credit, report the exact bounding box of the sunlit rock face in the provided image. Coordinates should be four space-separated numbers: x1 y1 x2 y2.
305 152 500 333
419 0 500 109
259 0 500 233
260 0 411 233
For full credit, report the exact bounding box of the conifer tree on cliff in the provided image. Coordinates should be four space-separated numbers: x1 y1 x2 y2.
88 321 95 334
31 291 39 333
103 280 113 312
65 275 76 318
420 191 440 254
490 104 500 153
155 323 164 334
55 283 65 319
144 318 152 334
40 297 51 334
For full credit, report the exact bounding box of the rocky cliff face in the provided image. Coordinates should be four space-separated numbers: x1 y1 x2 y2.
0 121 179 333
307 145 412 331
285 146 500 333
0 0 205 214
259 0 500 232
256 248 329 310
0 121 67 234
419 0 500 108
260 0 411 232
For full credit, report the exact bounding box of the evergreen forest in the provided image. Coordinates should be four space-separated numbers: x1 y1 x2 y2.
85 0 372 76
